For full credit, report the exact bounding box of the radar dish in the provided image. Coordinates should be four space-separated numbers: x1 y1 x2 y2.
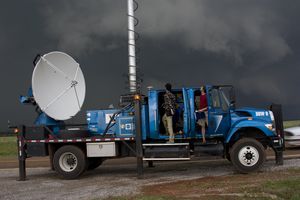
32 51 86 120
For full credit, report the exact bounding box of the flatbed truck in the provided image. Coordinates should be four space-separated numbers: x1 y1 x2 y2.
14 85 284 180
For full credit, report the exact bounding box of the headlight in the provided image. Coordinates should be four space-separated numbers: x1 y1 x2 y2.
265 123 274 131
269 111 274 121
269 111 276 131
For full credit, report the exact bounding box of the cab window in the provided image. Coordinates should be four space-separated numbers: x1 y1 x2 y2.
210 89 221 108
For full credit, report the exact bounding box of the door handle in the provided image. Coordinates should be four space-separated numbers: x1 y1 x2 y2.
154 109 158 131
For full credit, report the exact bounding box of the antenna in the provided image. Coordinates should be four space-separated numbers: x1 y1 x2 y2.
127 0 138 93
32 51 86 120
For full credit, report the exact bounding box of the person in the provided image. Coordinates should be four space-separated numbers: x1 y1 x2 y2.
162 83 176 143
197 86 208 143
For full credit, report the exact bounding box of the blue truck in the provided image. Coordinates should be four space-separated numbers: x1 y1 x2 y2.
15 85 284 180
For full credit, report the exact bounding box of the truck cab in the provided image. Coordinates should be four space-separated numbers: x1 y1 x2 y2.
147 85 278 141
143 85 284 172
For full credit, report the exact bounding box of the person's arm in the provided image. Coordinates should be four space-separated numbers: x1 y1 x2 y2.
198 107 207 112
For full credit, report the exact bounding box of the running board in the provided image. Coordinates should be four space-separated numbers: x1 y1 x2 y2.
143 143 190 159
194 142 224 157
143 157 190 161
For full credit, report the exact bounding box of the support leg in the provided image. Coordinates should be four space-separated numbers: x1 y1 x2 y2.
17 126 27 181
275 150 284 165
134 97 143 178
18 157 26 181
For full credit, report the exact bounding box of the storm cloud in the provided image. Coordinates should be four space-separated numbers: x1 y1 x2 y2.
0 0 299 130
43 0 291 66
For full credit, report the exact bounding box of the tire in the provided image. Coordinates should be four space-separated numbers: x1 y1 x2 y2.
230 138 265 173
53 145 87 179
87 158 104 170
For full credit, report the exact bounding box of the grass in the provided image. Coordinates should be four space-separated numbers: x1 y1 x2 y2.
0 136 17 157
284 120 300 128
263 178 300 200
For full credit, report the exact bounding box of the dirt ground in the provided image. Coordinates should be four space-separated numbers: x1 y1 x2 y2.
0 156 300 200
142 168 300 200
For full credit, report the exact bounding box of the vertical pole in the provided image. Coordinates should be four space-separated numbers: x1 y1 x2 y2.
17 125 26 181
128 0 137 93
134 96 143 178
270 104 284 165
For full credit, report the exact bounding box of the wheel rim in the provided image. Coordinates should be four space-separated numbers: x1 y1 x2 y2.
238 146 259 167
59 152 78 172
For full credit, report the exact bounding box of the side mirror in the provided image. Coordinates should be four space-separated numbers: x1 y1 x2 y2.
229 87 236 109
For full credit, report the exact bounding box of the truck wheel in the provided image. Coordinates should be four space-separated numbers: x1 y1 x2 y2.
230 138 265 173
87 158 103 170
53 145 87 179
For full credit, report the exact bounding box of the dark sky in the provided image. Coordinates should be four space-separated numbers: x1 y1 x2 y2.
1 0 300 131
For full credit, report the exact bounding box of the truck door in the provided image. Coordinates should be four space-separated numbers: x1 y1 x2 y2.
188 88 196 135
207 86 231 136
182 88 191 135
148 90 159 139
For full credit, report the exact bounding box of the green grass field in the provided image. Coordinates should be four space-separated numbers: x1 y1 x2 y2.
0 136 17 157
283 120 300 128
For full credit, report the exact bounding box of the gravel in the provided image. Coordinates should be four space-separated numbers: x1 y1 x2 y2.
0 158 299 200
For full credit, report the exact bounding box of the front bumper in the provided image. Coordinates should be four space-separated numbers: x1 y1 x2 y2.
270 136 285 150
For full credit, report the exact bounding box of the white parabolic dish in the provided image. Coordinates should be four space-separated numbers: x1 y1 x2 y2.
32 51 86 120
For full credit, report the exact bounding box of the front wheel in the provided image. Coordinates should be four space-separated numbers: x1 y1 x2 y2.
53 145 87 179
230 138 265 173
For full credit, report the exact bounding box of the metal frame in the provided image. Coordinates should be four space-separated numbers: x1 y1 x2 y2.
17 126 26 181
270 103 284 165
16 124 137 181
134 97 143 178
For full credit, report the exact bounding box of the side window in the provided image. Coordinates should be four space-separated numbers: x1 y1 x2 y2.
210 89 221 108
220 90 230 111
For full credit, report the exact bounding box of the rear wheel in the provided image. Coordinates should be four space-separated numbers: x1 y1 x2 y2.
230 138 265 173
53 145 87 179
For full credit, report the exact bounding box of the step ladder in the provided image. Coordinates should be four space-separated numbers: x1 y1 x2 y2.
143 143 190 161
